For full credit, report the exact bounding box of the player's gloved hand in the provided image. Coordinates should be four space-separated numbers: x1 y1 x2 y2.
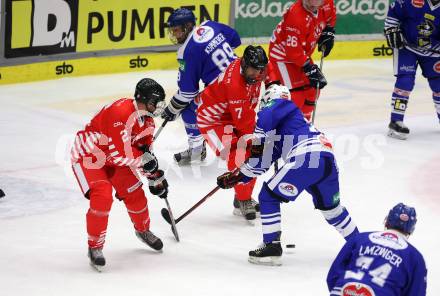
141 150 159 174
303 60 327 89
318 26 335 57
161 97 189 121
217 171 244 189
146 169 168 198
384 26 404 49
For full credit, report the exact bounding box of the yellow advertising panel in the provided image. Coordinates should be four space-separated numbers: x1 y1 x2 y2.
76 0 232 52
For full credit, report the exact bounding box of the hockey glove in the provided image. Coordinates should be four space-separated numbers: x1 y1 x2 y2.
146 169 168 199
217 171 244 189
161 97 189 121
384 27 404 49
317 26 335 57
141 151 159 174
303 60 327 89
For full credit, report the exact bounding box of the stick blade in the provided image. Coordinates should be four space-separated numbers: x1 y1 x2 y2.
161 208 172 225
161 207 180 242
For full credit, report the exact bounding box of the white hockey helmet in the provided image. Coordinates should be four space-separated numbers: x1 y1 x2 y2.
260 84 291 109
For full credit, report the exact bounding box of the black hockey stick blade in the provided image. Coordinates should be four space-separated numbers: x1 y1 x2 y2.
161 208 172 224
161 207 180 242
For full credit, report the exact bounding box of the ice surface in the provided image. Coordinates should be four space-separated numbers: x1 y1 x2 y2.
1 59 439 295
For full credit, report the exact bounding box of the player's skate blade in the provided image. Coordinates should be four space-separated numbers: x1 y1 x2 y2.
388 121 409 140
248 256 282 266
88 247 105 272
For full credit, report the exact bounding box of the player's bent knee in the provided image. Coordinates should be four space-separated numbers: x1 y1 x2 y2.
395 75 416 92
428 76 440 92
89 181 113 210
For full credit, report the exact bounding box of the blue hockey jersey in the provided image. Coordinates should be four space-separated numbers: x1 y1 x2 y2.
327 230 427 296
240 99 334 178
385 0 440 56
174 20 241 103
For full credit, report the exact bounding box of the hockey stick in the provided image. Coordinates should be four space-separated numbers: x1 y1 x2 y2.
311 50 325 124
161 168 240 225
161 185 222 225
402 40 440 55
161 197 180 241
153 119 169 141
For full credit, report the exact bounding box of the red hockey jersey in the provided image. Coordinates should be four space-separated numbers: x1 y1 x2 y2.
196 58 262 136
71 98 155 167
269 0 336 66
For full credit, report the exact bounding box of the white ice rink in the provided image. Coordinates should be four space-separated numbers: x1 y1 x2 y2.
1 59 439 295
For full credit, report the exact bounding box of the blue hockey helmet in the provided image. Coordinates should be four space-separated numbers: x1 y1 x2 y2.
385 203 417 235
167 8 196 28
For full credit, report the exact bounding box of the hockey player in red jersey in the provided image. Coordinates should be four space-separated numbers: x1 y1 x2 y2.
196 45 268 221
71 78 169 270
266 0 336 120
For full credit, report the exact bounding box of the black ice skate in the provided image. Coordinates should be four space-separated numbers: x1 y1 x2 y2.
388 121 410 140
233 197 260 217
88 247 105 272
248 240 283 266
174 141 207 166
135 230 163 251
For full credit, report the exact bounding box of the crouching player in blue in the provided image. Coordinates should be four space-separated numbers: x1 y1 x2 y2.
216 84 359 266
327 203 427 296
384 0 440 139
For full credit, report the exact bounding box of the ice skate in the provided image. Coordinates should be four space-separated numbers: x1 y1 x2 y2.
233 197 260 217
174 141 207 166
135 230 163 251
88 247 105 272
248 241 283 266
233 199 257 222
388 121 409 140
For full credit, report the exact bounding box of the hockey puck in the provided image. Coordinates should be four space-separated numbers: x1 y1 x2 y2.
0 189 5 198
285 244 296 248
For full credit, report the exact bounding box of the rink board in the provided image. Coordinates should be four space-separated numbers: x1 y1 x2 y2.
0 40 392 85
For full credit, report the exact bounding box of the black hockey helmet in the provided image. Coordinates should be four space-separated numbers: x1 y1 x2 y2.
134 78 166 117
241 45 268 84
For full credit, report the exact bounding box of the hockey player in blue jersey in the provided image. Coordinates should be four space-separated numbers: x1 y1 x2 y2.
216 84 359 266
384 0 440 139
327 203 427 296
161 8 241 164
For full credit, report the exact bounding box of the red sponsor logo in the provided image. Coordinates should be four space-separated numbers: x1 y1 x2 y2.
342 283 375 296
434 62 440 73
400 213 409 221
412 0 424 8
